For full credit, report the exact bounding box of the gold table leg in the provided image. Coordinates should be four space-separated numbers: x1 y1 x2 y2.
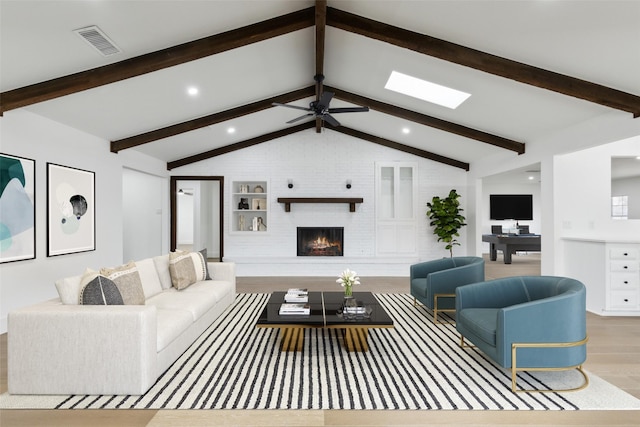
280 327 304 352
343 328 369 352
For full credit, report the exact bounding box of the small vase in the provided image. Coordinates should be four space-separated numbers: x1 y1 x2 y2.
344 284 353 298
343 295 357 320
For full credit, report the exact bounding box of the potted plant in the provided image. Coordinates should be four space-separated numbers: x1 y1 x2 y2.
426 189 467 257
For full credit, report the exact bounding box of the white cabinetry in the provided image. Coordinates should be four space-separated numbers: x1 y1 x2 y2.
231 181 268 233
606 247 639 311
563 238 640 316
375 162 416 255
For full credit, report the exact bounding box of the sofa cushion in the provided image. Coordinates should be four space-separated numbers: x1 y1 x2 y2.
79 273 124 305
458 308 499 346
168 251 207 290
135 258 163 299
100 262 145 305
180 280 231 303
55 274 83 305
146 287 218 321
155 308 194 352
153 254 172 290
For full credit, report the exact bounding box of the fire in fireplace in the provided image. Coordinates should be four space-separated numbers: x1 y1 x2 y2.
297 227 344 256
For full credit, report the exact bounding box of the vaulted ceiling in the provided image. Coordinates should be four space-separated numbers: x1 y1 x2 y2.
2 1 639 171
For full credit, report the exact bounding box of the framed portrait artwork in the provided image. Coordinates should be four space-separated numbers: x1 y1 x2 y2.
0 153 36 263
47 163 95 256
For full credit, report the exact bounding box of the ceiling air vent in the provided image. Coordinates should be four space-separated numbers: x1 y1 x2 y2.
74 25 121 56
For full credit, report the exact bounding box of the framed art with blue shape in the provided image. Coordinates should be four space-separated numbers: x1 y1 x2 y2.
47 163 95 256
0 153 36 263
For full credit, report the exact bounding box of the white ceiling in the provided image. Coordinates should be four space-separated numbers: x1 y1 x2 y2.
2 0 639 168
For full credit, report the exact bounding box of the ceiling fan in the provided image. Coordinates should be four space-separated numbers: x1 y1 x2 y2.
272 91 369 127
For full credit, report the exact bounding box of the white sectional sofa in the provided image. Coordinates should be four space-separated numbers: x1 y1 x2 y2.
7 254 236 396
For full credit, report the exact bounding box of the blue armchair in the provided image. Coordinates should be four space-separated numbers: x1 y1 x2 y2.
410 256 485 323
455 276 588 392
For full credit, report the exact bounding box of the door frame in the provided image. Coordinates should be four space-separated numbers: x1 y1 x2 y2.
170 176 224 259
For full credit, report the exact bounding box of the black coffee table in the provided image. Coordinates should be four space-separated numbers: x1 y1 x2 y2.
256 291 394 352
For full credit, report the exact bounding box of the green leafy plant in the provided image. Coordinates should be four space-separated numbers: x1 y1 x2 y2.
426 189 467 257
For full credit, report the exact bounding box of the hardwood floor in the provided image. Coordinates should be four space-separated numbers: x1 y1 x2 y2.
1 253 639 426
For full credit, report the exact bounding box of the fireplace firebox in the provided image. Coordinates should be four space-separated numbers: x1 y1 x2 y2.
297 227 344 256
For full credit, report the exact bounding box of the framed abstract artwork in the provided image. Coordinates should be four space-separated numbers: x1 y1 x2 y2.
47 163 95 256
0 153 36 263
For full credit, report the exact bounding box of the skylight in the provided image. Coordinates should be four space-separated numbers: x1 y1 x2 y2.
384 71 471 109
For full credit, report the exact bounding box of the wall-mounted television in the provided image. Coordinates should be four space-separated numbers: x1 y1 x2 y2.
490 194 533 220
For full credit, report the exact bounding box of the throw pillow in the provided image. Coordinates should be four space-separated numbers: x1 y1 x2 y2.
198 248 212 280
100 262 145 305
55 274 83 305
80 274 124 305
135 258 164 299
153 254 173 290
169 250 207 290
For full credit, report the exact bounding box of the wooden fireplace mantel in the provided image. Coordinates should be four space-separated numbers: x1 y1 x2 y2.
277 197 363 212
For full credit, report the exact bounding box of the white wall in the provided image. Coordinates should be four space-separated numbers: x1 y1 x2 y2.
177 187 194 245
122 168 165 261
554 135 640 237
0 110 168 333
172 129 469 275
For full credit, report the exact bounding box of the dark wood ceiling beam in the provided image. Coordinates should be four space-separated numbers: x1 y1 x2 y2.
327 125 469 171
0 7 315 114
326 7 640 117
111 86 315 152
167 121 315 170
314 1 327 133
324 85 525 154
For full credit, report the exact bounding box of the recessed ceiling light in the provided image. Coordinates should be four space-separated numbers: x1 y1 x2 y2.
385 71 471 109
528 176 535 180
187 86 199 96
402 127 410 134
227 127 236 134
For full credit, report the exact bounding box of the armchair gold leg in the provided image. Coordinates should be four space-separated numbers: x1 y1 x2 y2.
460 335 477 349
433 293 456 324
511 336 589 393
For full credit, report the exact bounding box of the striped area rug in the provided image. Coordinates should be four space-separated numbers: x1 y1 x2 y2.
4 293 640 410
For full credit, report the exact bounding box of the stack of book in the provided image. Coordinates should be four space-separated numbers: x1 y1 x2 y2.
284 288 308 303
279 303 310 315
344 301 366 314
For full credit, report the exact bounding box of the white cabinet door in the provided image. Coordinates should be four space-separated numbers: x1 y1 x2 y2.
375 163 416 256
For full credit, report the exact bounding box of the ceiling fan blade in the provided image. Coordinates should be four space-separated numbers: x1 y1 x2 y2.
328 107 370 114
322 113 341 127
317 91 335 109
286 113 313 124
272 102 311 112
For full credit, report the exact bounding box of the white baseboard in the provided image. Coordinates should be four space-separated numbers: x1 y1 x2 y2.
223 257 418 277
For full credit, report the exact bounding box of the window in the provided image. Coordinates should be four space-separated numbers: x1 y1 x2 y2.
611 195 628 220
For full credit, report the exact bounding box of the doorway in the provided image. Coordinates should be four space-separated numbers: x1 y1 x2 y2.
170 176 224 260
